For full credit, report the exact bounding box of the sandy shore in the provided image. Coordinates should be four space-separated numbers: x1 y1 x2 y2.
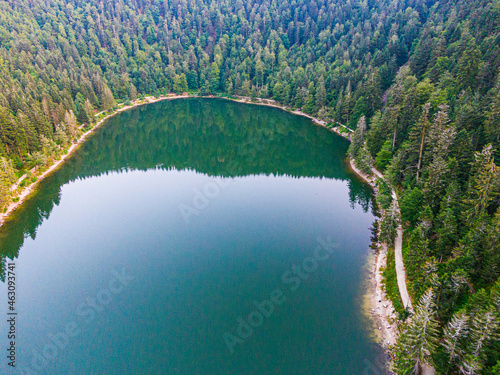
1 94 190 226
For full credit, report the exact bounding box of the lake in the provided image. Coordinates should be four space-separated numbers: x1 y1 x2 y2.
0 98 383 374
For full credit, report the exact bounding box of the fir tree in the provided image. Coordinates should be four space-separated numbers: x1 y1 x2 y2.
443 310 469 365
394 288 440 374
348 116 367 158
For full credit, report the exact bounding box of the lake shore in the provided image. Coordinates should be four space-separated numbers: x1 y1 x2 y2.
348 159 398 352
1 93 397 370
220 95 398 365
221 95 354 137
0 94 190 227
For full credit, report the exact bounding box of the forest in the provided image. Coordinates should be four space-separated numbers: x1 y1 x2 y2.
0 0 499 373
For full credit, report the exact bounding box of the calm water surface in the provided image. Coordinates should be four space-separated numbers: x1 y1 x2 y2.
0 98 383 374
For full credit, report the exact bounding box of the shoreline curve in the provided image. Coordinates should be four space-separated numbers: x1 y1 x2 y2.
0 93 399 372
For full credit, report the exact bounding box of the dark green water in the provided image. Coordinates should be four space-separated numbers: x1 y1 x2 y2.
0 98 384 374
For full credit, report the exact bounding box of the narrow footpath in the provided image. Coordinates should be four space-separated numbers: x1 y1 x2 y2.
371 168 413 311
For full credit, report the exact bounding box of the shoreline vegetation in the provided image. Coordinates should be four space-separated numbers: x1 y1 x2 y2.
0 94 189 226
1 92 408 371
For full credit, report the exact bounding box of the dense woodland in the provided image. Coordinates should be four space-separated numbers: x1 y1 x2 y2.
0 0 499 373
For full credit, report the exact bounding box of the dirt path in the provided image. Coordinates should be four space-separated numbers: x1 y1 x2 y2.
394 211 413 310
9 173 27 192
423 364 436 375
371 167 413 310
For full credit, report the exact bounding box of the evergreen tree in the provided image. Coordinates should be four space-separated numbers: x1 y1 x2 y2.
394 289 440 374
460 308 499 375
485 75 500 143
173 74 189 94
457 33 481 91
443 311 469 368
464 145 500 223
84 100 94 124
375 140 392 171
315 76 327 111
102 86 117 110
410 103 431 183
130 84 138 101
348 116 367 158
210 63 221 94
380 201 400 246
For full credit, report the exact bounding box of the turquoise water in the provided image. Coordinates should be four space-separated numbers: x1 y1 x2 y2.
0 98 383 374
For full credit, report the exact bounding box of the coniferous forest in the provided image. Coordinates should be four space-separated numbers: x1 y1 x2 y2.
0 0 499 373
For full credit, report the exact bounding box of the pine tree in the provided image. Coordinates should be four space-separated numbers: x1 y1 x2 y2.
303 93 315 114
387 105 401 151
0 157 16 186
375 140 392 171
393 289 439 374
348 116 367 158
366 111 388 157
84 99 94 124
443 310 469 366
340 81 353 124
102 86 116 110
491 279 500 311
380 201 400 246
412 103 430 183
63 110 78 140
364 70 381 116
457 33 481 91
422 156 451 210
173 74 188 94
435 184 460 255
130 83 138 101
464 145 500 223
17 110 38 152
460 308 499 375
406 226 429 293
0 105 28 155
315 76 327 111
0 173 10 210
484 75 500 142
54 122 69 146
426 104 455 165
75 92 88 124
210 62 220 93
357 146 375 175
